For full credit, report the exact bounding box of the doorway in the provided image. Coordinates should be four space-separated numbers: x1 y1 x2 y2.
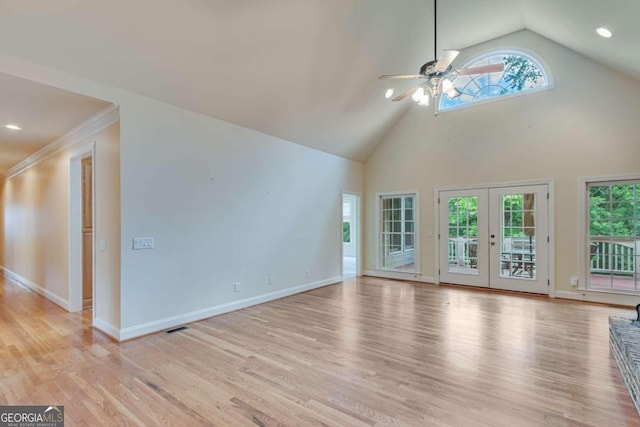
69 143 95 314
439 184 550 294
342 193 360 278
81 156 93 308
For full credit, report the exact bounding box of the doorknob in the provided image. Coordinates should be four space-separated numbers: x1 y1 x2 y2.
491 234 495 238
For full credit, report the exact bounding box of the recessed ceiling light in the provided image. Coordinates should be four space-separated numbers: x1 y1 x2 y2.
385 88 394 99
596 27 613 38
5 124 21 130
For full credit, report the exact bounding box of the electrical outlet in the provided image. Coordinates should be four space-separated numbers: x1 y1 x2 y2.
133 237 154 250
571 277 579 287
234 282 240 292
305 269 311 278
99 240 107 251
268 276 273 286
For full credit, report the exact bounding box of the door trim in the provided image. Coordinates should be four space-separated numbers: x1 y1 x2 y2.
434 178 555 296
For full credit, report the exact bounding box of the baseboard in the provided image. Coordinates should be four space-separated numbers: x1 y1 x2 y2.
93 317 121 341
1 266 69 310
363 270 435 284
555 290 639 307
119 276 343 341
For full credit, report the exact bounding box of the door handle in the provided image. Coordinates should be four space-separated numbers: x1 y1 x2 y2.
491 242 495 246
490 234 495 239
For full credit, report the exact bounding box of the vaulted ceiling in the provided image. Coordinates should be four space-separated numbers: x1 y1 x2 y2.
0 0 637 162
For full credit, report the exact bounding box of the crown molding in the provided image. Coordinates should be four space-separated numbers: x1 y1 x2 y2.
2 104 119 181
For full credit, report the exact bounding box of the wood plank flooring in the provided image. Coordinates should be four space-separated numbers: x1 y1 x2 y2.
1 275 638 426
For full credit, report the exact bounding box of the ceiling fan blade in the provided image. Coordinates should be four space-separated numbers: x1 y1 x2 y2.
392 85 420 102
457 63 505 75
378 74 424 80
434 50 460 72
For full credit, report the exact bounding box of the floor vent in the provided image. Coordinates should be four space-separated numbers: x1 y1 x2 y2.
165 326 188 334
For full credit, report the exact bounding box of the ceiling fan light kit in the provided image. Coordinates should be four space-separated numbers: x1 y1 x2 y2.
379 0 503 108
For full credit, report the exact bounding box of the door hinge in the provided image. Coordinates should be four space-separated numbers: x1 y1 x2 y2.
547 192 549 200
438 233 440 240
438 269 441 275
547 236 550 243
438 197 440 204
547 279 550 286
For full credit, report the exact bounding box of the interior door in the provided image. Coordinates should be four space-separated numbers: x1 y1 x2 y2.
489 185 549 294
439 189 489 286
439 184 549 294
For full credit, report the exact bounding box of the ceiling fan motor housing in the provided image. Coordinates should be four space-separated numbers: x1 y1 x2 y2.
419 60 438 75
419 61 452 78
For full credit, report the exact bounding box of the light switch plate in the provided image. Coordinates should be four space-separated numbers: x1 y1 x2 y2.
133 237 154 250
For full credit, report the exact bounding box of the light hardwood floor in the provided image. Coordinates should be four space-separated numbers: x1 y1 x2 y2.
1 275 638 426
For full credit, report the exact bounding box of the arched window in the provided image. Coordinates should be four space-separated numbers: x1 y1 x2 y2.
439 51 550 112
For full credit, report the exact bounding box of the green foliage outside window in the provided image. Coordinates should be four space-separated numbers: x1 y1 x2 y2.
502 195 525 238
343 221 351 242
503 55 543 92
589 184 638 237
448 197 478 238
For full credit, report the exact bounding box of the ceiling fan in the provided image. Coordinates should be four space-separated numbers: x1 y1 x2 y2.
379 0 504 106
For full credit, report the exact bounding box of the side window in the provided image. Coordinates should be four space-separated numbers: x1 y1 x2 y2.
587 181 639 292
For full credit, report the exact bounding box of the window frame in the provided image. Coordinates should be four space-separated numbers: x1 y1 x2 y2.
437 49 553 114
376 191 420 273
578 175 640 295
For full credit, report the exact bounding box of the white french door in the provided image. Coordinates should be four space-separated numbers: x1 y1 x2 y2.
439 189 489 286
439 184 549 294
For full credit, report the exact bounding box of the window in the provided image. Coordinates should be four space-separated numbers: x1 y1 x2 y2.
587 180 639 292
380 194 417 271
439 51 549 112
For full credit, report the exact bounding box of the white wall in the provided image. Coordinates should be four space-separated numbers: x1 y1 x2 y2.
364 30 640 297
0 122 120 326
118 98 363 335
0 53 363 339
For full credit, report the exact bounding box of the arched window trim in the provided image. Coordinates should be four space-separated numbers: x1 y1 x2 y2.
437 48 553 114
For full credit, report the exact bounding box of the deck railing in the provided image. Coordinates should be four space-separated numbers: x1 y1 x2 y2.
448 237 638 275
590 239 637 275
448 237 534 265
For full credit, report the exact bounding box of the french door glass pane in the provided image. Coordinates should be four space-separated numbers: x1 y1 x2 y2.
500 193 536 279
447 196 478 274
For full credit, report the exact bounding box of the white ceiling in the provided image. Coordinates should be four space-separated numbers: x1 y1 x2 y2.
0 0 637 162
0 73 111 174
